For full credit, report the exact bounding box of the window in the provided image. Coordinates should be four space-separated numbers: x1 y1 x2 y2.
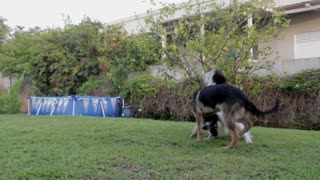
295 31 320 59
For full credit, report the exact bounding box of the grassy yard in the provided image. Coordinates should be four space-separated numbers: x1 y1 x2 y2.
0 114 319 179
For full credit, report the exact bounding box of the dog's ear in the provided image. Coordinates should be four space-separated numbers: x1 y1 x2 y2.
213 70 226 84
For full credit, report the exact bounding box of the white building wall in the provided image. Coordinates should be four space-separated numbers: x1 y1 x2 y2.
265 10 320 75
106 0 320 76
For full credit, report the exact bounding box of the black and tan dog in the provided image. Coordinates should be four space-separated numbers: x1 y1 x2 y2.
190 70 252 143
192 70 279 150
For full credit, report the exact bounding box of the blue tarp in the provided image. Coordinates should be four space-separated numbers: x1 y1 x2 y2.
28 96 123 117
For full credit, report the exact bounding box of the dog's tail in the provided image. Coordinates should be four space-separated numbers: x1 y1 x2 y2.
245 98 280 117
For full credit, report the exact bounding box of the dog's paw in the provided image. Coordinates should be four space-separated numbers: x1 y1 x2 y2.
245 138 253 144
223 145 234 150
204 135 215 141
243 132 253 143
189 133 196 139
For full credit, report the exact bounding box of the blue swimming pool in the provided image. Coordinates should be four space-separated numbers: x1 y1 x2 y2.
27 96 123 117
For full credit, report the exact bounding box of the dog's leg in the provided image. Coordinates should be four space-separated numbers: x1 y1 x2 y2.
238 114 253 135
243 132 253 144
196 112 204 141
224 125 240 150
235 122 253 144
189 125 197 138
204 131 215 140
239 121 252 135
223 105 240 150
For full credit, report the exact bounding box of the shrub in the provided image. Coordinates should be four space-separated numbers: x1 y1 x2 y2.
120 75 194 120
278 69 320 94
134 73 320 129
77 76 105 95
0 78 23 113
138 79 196 121
120 75 170 103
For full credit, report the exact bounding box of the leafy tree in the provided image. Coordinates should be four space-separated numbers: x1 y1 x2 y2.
31 18 104 95
0 17 10 45
0 28 40 77
99 26 161 95
0 26 40 89
0 17 107 96
144 0 288 85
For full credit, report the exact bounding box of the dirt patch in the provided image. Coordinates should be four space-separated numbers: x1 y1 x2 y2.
112 160 155 180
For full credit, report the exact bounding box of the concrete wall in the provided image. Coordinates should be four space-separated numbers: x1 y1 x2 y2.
264 57 320 75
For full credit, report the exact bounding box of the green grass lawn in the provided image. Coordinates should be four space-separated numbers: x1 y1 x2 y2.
0 114 319 179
